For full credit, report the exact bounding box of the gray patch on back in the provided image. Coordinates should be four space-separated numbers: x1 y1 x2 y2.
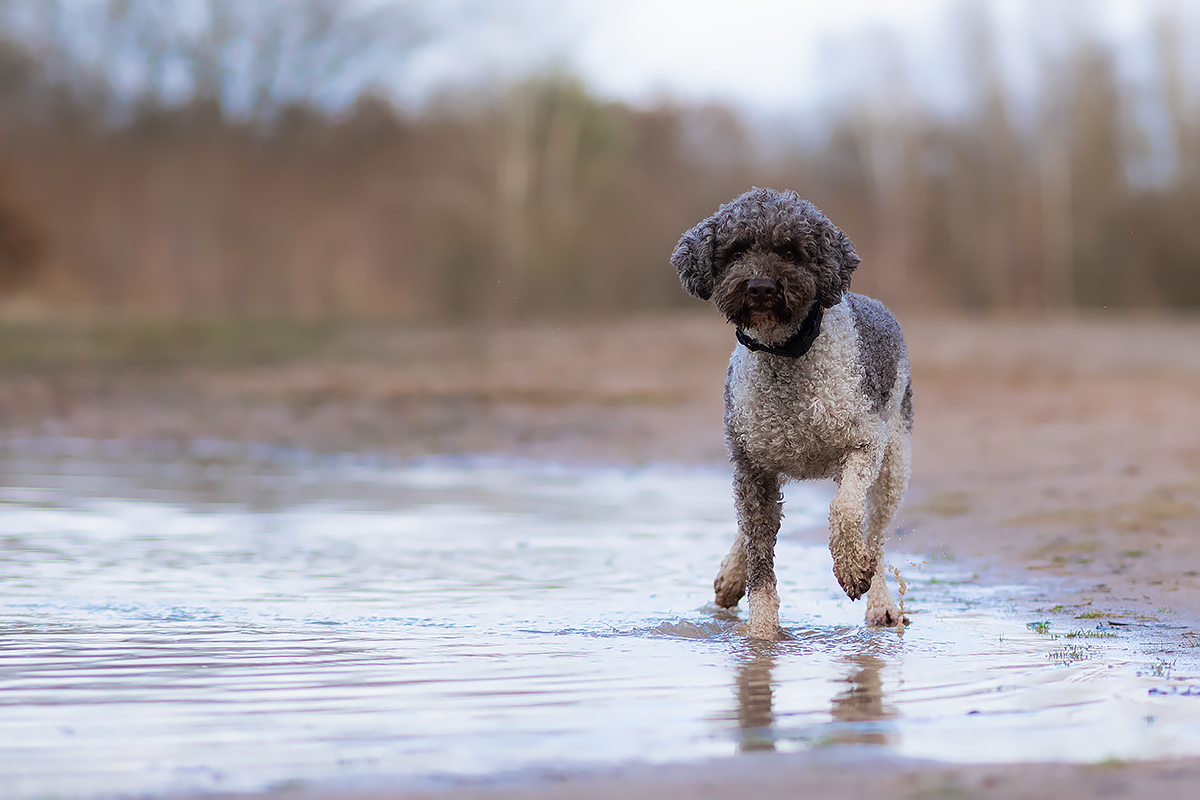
846 293 903 415
902 377 913 431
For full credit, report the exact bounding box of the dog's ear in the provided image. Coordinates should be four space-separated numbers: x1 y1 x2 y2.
816 226 861 308
671 217 717 301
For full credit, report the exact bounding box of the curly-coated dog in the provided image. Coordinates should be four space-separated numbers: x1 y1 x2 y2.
672 187 912 639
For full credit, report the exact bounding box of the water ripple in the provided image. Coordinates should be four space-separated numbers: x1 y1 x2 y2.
0 452 1197 798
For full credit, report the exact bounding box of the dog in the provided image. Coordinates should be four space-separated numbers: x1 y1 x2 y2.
671 187 912 638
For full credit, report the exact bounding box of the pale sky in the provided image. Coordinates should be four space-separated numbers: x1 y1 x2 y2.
401 0 1192 118
567 0 954 111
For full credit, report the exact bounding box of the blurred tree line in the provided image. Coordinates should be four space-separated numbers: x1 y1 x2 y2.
0 0 1198 321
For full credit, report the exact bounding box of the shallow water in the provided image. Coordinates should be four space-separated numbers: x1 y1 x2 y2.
1 442 1199 798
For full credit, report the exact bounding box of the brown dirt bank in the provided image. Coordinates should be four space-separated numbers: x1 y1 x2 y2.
205 750 1200 800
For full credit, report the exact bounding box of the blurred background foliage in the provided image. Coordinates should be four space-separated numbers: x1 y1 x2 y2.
0 0 1199 325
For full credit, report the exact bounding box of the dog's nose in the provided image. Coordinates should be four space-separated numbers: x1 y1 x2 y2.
746 278 778 300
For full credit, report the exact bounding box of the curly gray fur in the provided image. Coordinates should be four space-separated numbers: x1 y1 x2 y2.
671 187 913 638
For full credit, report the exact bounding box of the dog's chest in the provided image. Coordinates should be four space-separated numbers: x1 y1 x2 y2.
724 324 871 477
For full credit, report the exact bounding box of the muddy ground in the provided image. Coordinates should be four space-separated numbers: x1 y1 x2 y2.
5 311 1200 799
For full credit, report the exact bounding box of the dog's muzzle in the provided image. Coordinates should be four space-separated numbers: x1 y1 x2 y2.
745 278 778 305
741 277 787 324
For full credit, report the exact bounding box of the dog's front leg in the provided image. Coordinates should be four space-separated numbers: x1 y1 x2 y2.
733 465 783 639
829 446 883 600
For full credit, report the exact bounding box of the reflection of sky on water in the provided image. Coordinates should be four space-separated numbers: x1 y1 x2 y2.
0 448 1198 798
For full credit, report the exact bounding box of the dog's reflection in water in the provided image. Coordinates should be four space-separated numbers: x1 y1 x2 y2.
828 654 896 745
734 647 896 751
734 644 777 750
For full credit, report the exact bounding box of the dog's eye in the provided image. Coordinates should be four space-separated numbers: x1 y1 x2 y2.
777 246 799 262
725 242 750 261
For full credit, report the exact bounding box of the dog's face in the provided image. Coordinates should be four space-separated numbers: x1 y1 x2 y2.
671 188 860 331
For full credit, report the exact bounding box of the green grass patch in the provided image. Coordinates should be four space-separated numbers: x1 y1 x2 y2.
1063 629 1118 639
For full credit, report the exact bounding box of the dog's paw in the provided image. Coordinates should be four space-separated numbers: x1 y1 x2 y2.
833 557 877 600
745 619 784 640
745 586 781 639
714 573 746 608
865 603 902 626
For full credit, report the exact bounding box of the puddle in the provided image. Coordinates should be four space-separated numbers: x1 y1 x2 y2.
1 441 1199 798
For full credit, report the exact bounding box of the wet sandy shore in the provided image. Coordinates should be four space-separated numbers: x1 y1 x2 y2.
5 311 1200 799
218 750 1200 800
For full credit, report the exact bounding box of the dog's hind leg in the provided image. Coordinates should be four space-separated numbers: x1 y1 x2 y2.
713 530 747 608
864 432 911 625
732 465 783 639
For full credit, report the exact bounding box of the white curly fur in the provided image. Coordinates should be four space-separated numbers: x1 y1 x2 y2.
719 298 911 636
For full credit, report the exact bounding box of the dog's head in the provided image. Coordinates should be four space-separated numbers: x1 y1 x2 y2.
671 188 859 331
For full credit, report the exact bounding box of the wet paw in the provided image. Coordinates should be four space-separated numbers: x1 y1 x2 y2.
714 573 746 608
833 557 877 600
745 620 784 640
865 604 901 626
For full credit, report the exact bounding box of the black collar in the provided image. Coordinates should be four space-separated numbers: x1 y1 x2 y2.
736 302 824 358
